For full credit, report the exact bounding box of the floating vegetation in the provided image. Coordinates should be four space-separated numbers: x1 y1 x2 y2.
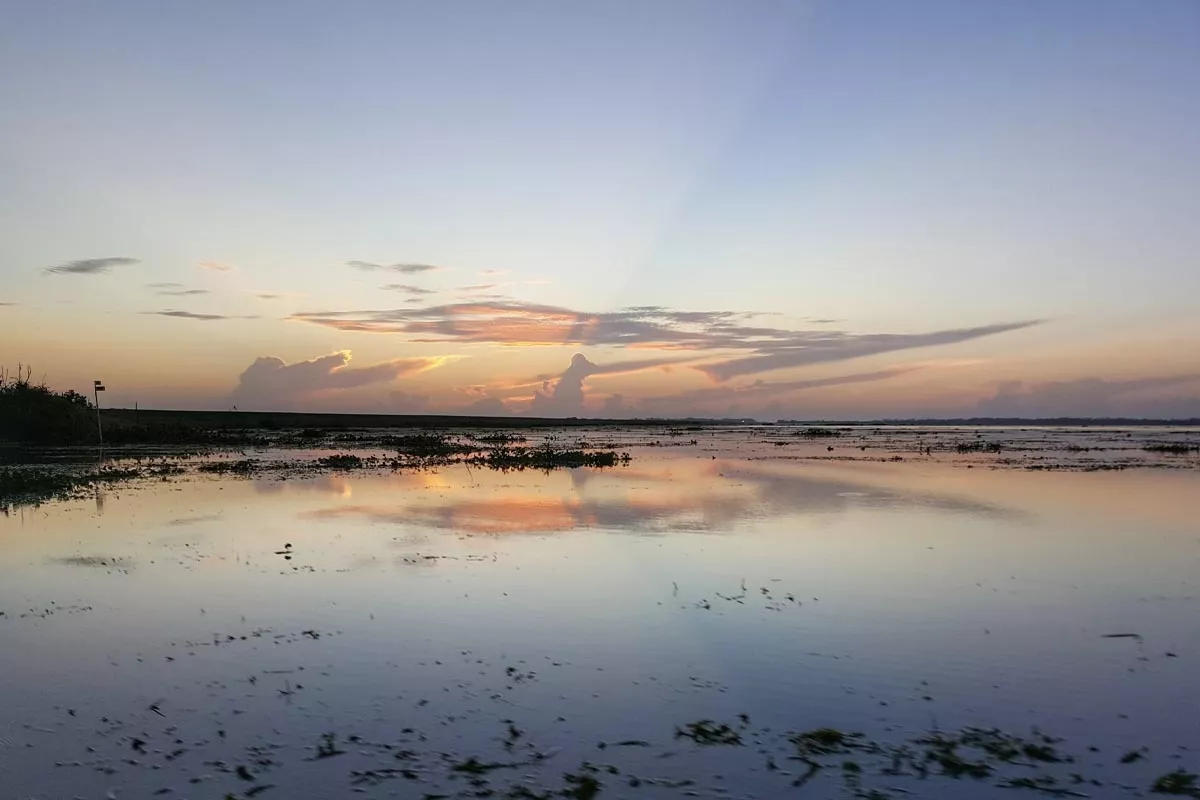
312 732 346 760
315 453 365 470
1152 769 1200 796
384 433 478 458
796 426 842 437
956 440 1005 453
470 446 630 471
197 459 258 475
674 719 744 746
33 713 1188 800
0 465 147 506
1145 443 1199 454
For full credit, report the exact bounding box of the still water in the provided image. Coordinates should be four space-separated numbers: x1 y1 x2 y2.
2 436 1199 798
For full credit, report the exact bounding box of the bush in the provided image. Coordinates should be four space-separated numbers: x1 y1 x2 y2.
0 365 97 444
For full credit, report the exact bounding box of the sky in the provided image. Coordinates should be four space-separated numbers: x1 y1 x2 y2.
2 0 1198 419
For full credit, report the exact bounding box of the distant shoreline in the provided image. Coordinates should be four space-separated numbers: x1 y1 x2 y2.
98 408 1200 430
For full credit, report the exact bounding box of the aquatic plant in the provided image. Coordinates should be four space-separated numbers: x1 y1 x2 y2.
471 446 630 471
315 453 365 470
1145 443 1199 455
1152 769 1200 796
956 440 1004 453
197 459 258 475
795 426 842 438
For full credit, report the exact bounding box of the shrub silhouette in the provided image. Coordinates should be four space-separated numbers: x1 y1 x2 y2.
0 365 97 444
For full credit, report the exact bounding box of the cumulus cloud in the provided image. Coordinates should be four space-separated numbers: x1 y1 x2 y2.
530 353 597 416
230 351 454 410
44 257 139 275
347 260 441 274
382 284 436 295
198 261 235 272
290 301 1039 380
148 310 257 321
522 353 685 416
463 397 512 416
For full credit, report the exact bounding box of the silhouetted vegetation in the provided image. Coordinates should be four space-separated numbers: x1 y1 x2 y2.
956 440 1004 453
0 365 97 444
0 465 159 507
469 446 631 471
795 426 842 438
196 459 258 475
1145 443 1199 455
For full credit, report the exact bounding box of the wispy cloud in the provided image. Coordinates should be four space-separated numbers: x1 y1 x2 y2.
698 321 1039 381
0 301 17 307
457 283 499 292
290 301 1039 380
147 310 258 321
347 260 441 274
146 282 183 289
198 260 235 272
152 287 211 296
44 257 139 276
256 293 284 300
381 284 436 296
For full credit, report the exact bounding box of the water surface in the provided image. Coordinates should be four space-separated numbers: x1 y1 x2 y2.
2 431 1199 798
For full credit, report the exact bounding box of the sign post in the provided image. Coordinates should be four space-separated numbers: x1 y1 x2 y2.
93 380 106 449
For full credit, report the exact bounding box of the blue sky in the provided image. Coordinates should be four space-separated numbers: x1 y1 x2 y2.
2 1 1198 418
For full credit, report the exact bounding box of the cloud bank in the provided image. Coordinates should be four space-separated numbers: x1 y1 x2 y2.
977 375 1200 418
290 301 1039 380
230 351 453 410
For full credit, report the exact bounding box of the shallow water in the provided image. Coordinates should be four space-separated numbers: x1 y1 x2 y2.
2 432 1199 798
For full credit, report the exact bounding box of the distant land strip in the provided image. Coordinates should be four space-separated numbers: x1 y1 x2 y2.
97 409 1200 431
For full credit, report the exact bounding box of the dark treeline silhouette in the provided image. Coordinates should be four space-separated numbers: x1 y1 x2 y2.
0 365 97 444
